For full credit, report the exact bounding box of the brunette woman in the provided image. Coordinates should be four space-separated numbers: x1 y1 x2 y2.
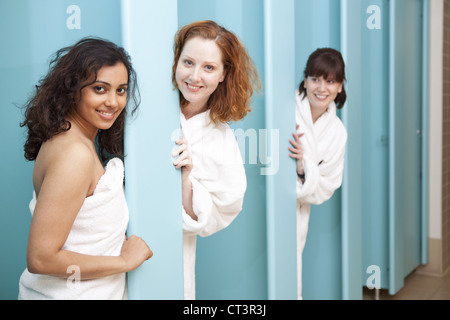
18 38 152 300
288 48 348 299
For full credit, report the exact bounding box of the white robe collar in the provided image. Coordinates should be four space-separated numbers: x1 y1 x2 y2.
295 90 337 134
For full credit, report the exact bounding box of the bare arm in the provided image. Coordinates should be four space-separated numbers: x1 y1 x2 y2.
26 145 152 280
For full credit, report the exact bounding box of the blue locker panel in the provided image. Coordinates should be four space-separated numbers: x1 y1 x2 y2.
121 0 184 299
0 0 430 301
421 0 430 266
360 0 425 295
0 0 123 299
340 0 364 300
361 0 390 290
388 0 423 294
263 0 297 300
295 0 341 85
295 0 346 300
177 0 270 300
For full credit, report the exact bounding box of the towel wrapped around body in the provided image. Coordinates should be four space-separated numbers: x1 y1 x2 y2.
18 158 129 300
295 91 347 299
180 110 246 300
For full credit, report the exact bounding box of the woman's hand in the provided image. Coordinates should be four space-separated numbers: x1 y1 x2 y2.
173 138 193 173
288 124 305 175
172 138 196 221
120 235 153 272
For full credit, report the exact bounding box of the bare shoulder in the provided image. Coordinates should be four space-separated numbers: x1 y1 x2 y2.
33 133 96 197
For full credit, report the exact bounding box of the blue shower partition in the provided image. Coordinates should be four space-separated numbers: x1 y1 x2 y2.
263 0 298 300
360 0 391 291
0 0 124 299
340 0 364 300
177 0 298 300
121 0 184 299
358 0 426 296
177 0 273 300
421 0 430 267
388 0 423 295
295 0 350 300
0 0 430 301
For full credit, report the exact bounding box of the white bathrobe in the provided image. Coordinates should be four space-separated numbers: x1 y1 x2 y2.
180 110 246 300
18 158 129 300
295 91 347 299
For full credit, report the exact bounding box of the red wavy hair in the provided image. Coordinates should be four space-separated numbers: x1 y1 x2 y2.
172 20 261 123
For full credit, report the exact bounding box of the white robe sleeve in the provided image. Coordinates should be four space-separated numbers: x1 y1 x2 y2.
297 120 347 205
182 122 246 238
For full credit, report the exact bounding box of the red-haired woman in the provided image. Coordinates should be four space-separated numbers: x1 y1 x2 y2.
288 48 348 299
171 20 261 300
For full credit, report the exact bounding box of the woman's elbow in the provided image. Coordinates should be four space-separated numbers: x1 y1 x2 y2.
26 250 52 275
27 256 43 275
27 260 42 275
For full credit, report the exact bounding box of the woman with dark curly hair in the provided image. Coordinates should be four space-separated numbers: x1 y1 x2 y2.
171 20 261 299
18 37 152 300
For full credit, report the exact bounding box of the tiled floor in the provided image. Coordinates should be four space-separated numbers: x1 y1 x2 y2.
363 268 450 300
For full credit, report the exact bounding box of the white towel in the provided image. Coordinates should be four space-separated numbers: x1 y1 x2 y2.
18 158 129 300
180 110 246 299
295 91 347 299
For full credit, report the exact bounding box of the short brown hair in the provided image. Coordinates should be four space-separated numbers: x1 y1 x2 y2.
299 48 347 109
172 20 261 123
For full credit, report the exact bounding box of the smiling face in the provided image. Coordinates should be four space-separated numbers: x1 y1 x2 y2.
304 75 343 118
175 36 226 114
73 63 128 135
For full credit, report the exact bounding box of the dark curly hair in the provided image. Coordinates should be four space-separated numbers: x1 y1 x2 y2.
20 37 140 162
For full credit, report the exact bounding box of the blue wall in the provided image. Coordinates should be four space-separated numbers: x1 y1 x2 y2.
177 0 270 300
360 0 391 290
121 0 184 299
295 0 344 300
0 0 428 300
0 0 123 299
